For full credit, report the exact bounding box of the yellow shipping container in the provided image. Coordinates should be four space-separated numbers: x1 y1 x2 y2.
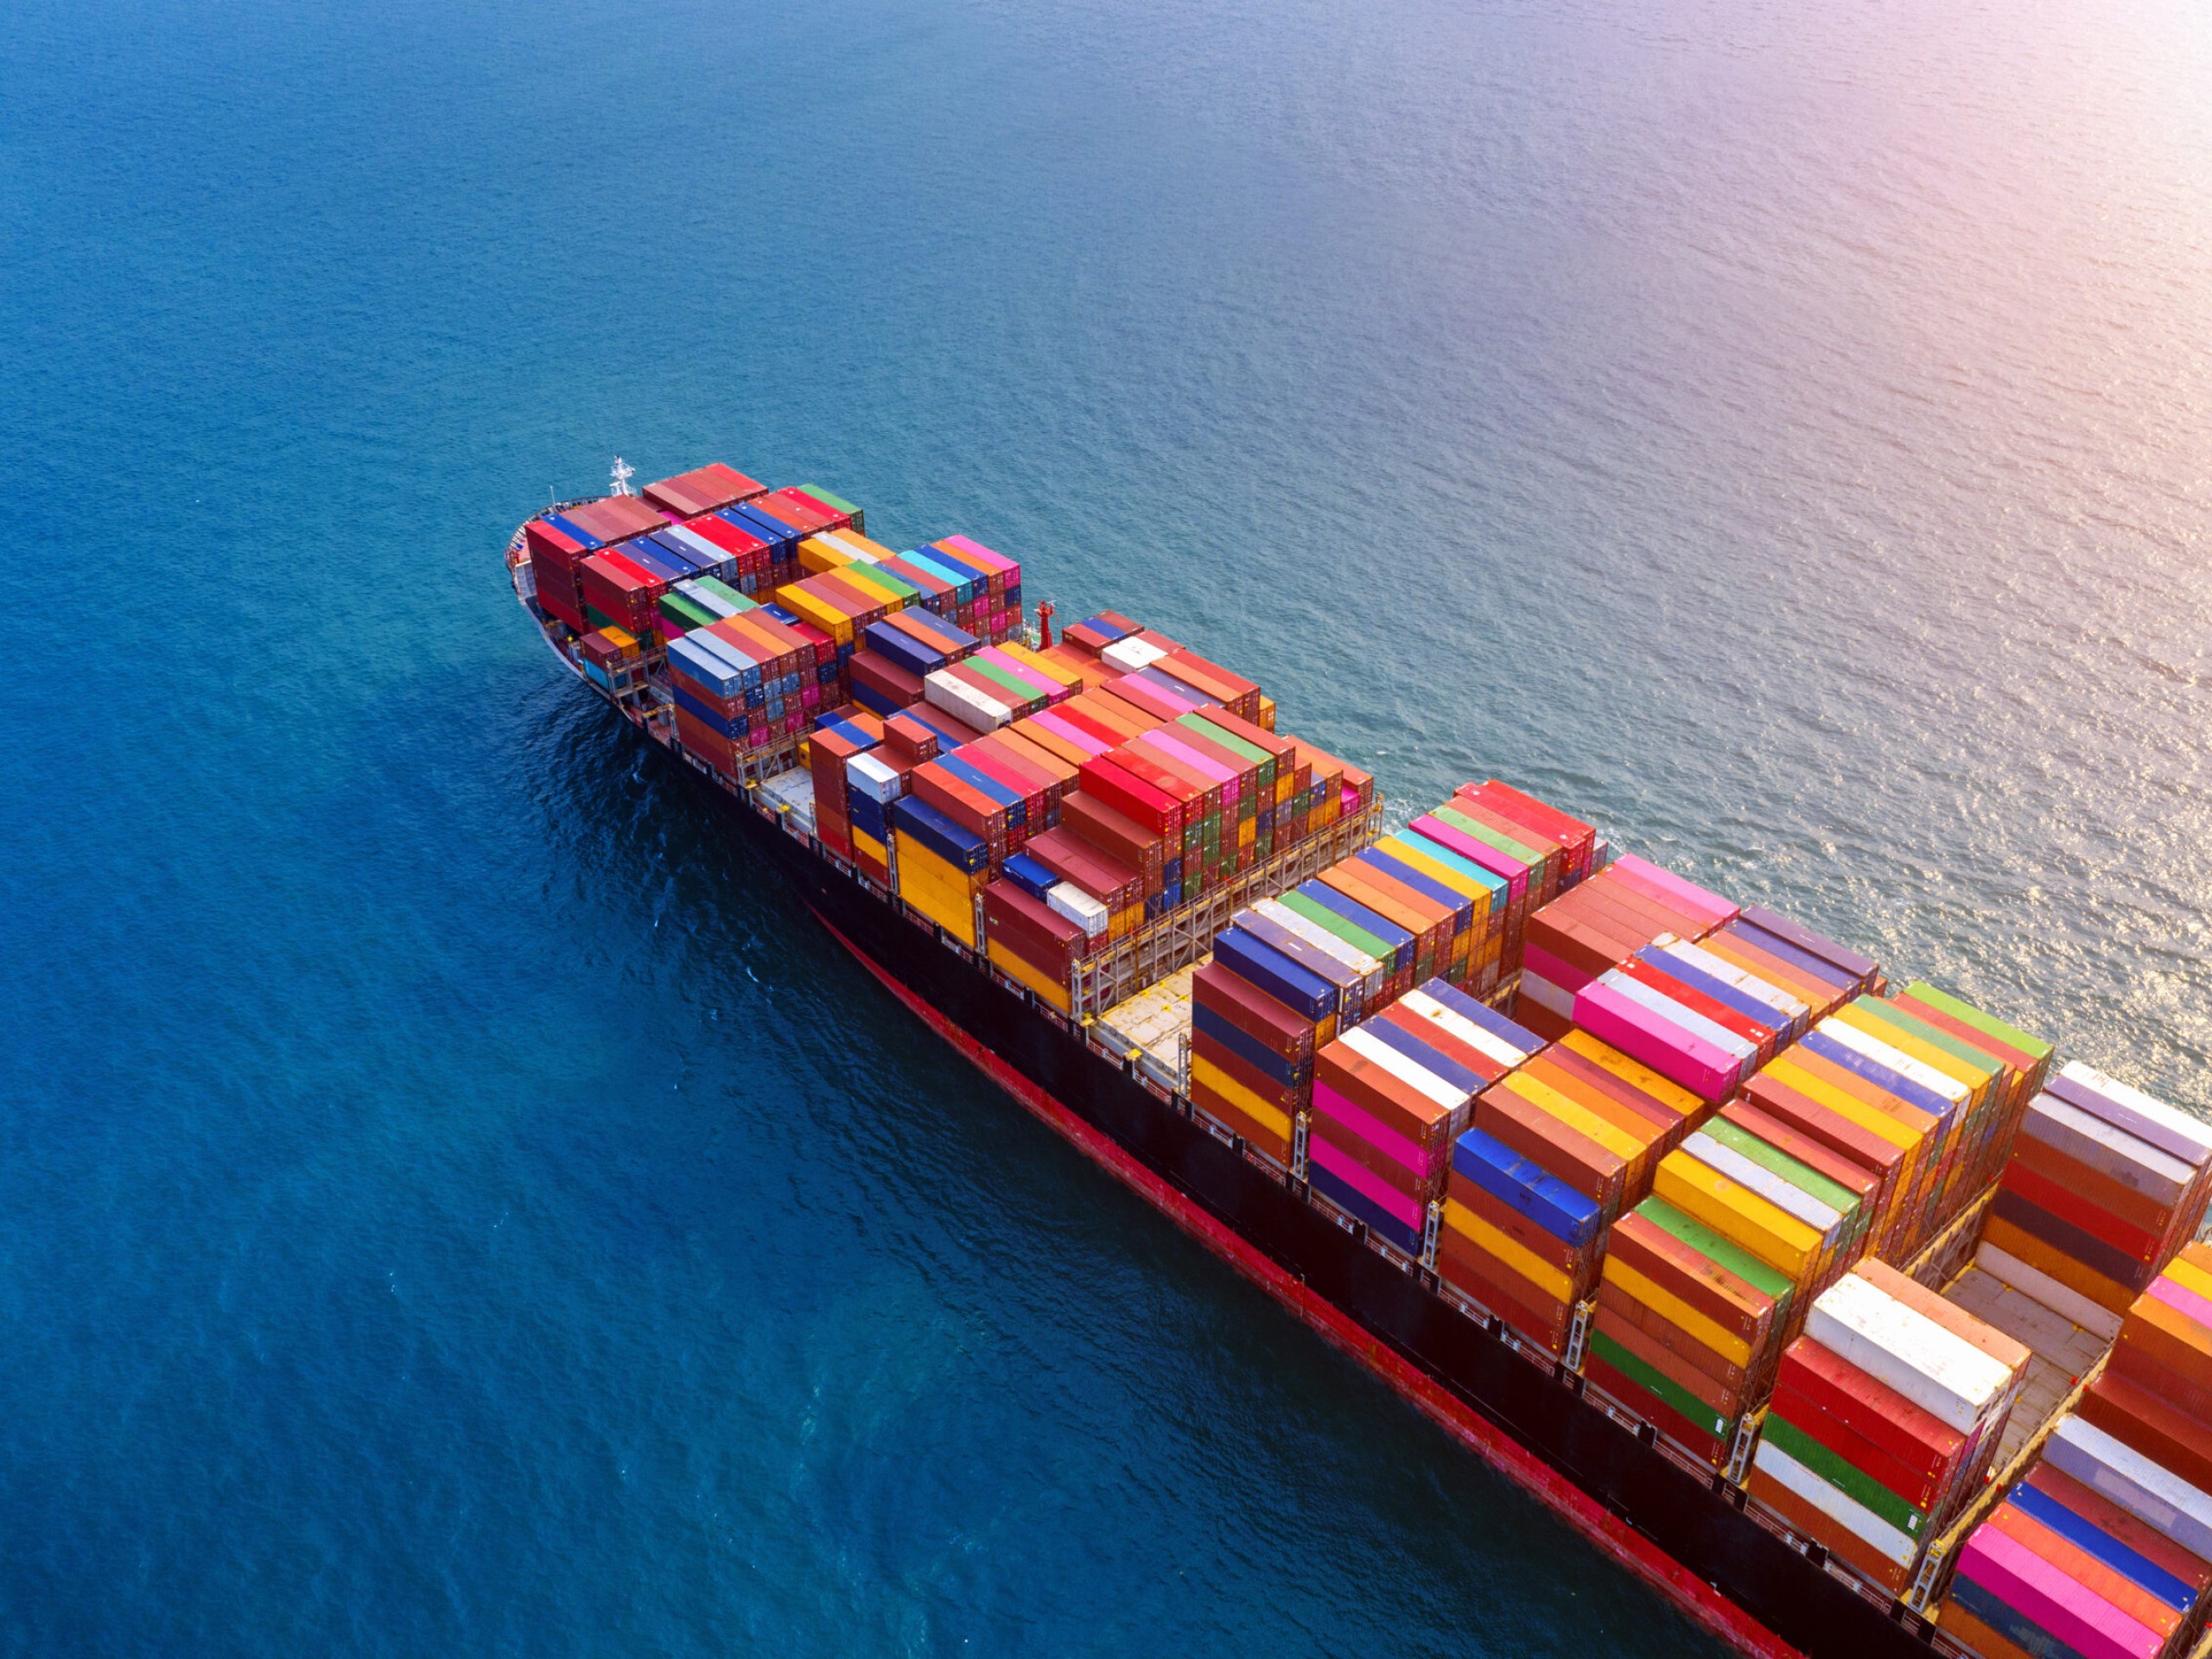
1653 1150 1820 1282
836 563 912 611
998 641 1081 691
893 835 983 946
1189 1054 1291 1141
1600 1256 1754 1368
1443 1202 1576 1306
798 535 859 573
988 938 1072 1012
777 585 856 645
1559 1030 1707 1136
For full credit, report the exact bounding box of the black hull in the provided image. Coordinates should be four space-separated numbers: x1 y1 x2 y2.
633 724 1944 1659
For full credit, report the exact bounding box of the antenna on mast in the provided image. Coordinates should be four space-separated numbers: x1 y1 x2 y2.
610 456 635 497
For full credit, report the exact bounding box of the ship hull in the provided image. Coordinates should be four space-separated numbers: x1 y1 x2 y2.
634 718 1942 1659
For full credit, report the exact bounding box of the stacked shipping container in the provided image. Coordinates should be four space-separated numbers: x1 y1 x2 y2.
1979 1066 2212 1322
1939 1249 2212 1659
1752 1262 2031 1593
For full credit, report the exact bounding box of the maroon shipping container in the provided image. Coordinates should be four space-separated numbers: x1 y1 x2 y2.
1195 1031 1307 1113
1060 790 1166 889
643 462 765 518
984 881 1088 976
578 551 662 635
1026 827 1141 913
562 495 666 544
1192 961 1315 1062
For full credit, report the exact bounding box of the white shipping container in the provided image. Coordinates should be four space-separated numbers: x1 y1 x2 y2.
1338 1026 1468 1113
1816 1019 1969 1110
1806 1274 2010 1433
1518 971 1574 1019
1101 636 1169 674
1751 1440 1917 1567
845 753 906 805
1399 988 1532 1071
925 670 1010 732
1046 882 1109 938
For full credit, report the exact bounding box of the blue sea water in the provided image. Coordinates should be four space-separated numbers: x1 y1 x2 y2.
5 0 2211 1651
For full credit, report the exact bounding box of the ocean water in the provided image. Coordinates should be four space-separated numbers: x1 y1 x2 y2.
4 0 2210 1651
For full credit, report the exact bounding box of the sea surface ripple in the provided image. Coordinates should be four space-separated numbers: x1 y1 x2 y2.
3 0 2209 1653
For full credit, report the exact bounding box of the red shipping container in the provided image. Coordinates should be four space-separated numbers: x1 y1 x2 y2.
643 462 766 517
1077 758 1183 837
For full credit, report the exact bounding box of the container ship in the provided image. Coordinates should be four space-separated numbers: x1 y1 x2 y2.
510 460 2212 1659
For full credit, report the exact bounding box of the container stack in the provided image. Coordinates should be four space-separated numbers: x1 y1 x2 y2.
982 870 1093 1013
1515 855 1740 1043
1700 908 1877 1021
1587 1124 1875 1462
1276 871 1416 1005
888 796 992 948
2073 1247 2212 1532
807 712 883 861
1889 982 2055 1202
1570 924 1827 1109
1980 1066 2212 1323
1189 953 1321 1167
657 574 755 643
1588 1192 1795 1462
577 547 665 645
1592 1078 1872 1395
1750 1261 2031 1596
1307 1017 1484 1258
1190 919 1355 1166
666 626 760 778
1817 995 2024 1249
1368 808 1518 996
1939 1446 2212 1659
1445 1122 1604 1357
679 509 781 596
845 753 906 886
1464 781 1600 892
525 515 594 633
640 461 766 518
1775 1008 1984 1262
1936 1249 2212 1659
927 536 1022 643
1416 1010 1659 1353
576 626 642 695
910 750 1022 869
